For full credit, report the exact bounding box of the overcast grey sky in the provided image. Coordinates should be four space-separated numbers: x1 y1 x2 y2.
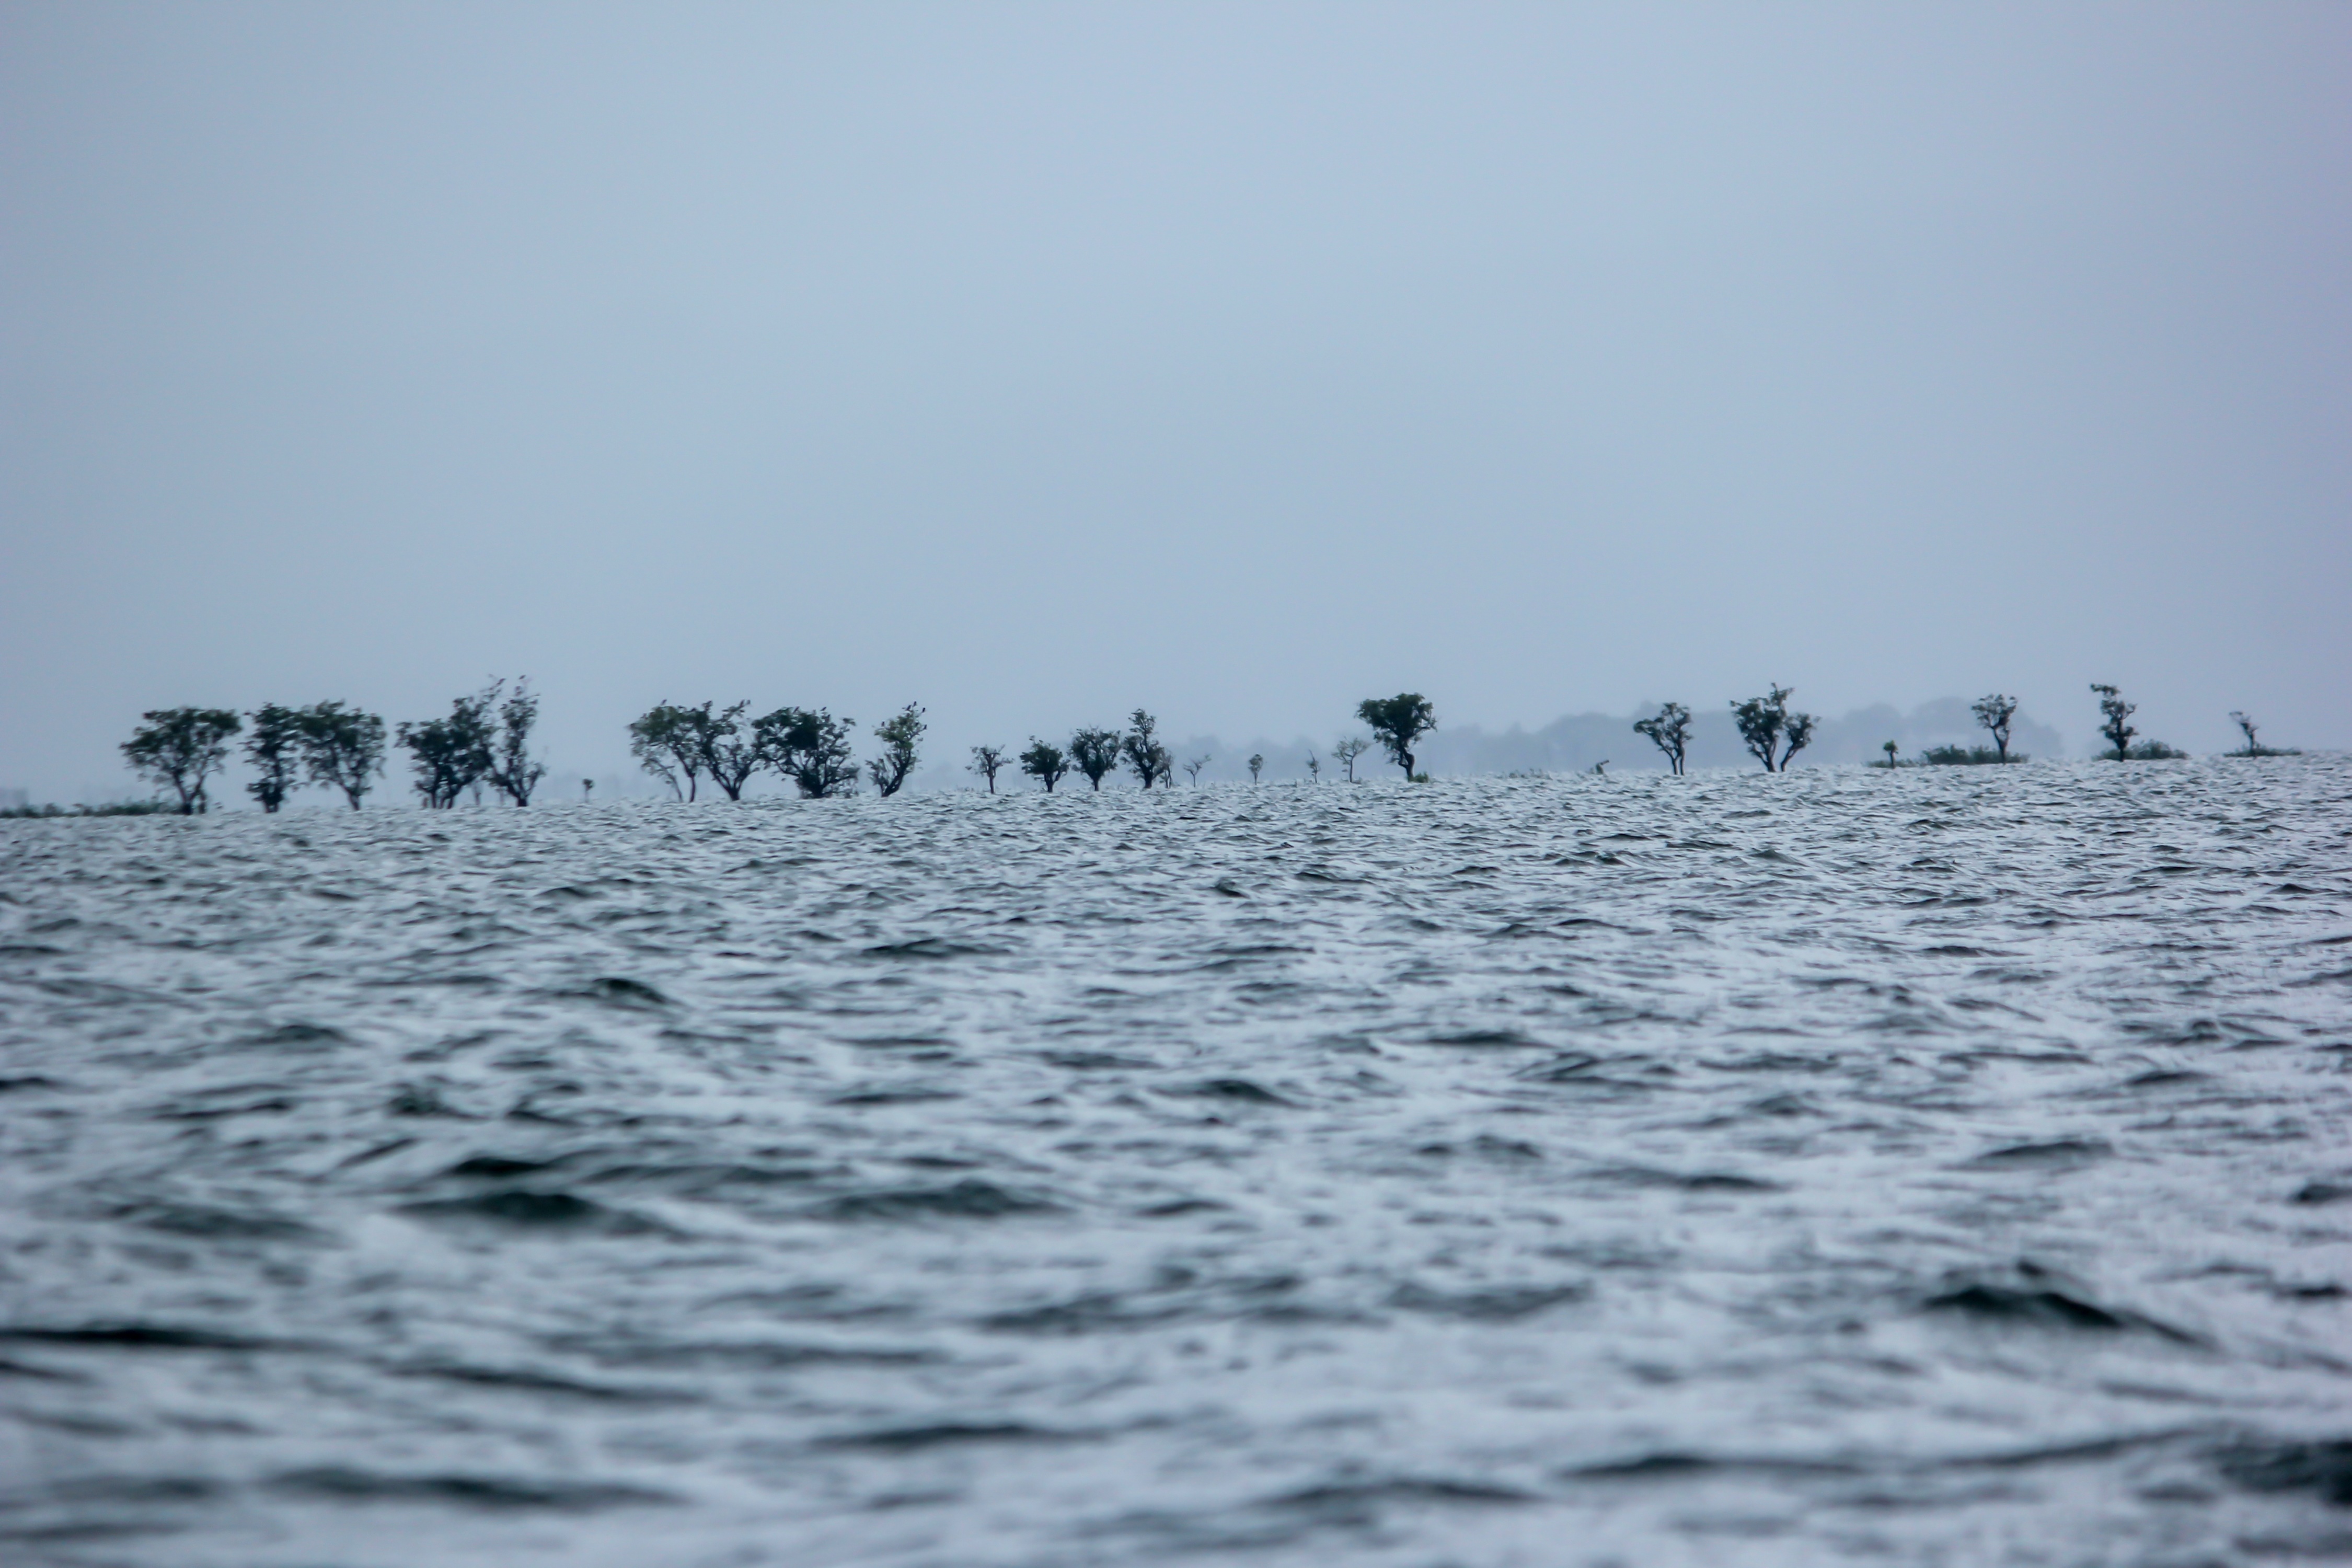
4 3 2346 798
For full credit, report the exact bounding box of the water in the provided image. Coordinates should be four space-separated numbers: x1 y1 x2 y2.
4 758 2349 1566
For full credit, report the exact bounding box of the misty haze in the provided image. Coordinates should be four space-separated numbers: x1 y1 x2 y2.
2 6 2347 1566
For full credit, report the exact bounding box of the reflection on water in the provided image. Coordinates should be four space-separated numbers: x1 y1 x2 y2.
3 757 2349 1565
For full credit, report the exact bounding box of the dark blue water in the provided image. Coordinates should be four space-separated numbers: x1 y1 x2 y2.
4 757 2349 1565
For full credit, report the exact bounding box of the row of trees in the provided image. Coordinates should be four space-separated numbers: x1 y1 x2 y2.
617 694 1442 800
122 702 386 814
120 681 544 813
1628 686 1821 775
114 682 2292 815
1633 683 2238 774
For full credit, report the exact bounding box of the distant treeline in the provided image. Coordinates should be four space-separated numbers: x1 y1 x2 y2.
91 681 2291 815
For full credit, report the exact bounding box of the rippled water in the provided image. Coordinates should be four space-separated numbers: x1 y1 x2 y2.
4 758 2350 1566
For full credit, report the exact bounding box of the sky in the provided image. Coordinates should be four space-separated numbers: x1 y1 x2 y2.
4 3 2347 799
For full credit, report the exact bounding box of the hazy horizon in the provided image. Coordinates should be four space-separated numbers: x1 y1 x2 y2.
6 4 2347 803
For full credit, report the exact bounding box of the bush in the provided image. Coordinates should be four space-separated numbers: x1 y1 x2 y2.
2109 740 2187 760
1920 745 2026 766
2 800 172 818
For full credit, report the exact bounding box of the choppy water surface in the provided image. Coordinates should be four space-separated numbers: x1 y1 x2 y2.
4 759 2350 1566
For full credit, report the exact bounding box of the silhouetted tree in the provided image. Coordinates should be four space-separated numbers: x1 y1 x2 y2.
298 701 385 810
1632 702 1691 775
1248 753 1264 782
756 707 859 798
1122 709 1170 790
1020 739 1068 791
243 704 303 812
2091 684 2137 760
1881 740 1900 768
1183 754 1209 786
1068 727 1120 791
2230 710 2260 754
628 701 710 800
123 708 241 814
486 678 547 806
1730 685 1816 772
582 778 595 801
1333 735 1369 782
970 744 1007 793
1971 693 2019 763
1357 694 1436 779
398 689 497 808
868 704 926 797
1305 748 1320 781
702 701 767 801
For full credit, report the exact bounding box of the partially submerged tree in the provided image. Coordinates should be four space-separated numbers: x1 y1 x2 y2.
486 678 548 806
756 707 860 798
1122 709 1170 790
1068 727 1120 791
1247 753 1264 783
1880 740 1900 768
868 704 926 797
243 704 304 812
2090 684 2137 760
701 701 767 801
2223 711 2296 758
1332 735 1369 782
298 701 385 810
1971 693 2020 763
1020 738 1068 792
1729 685 1817 772
1305 748 1320 781
970 744 1008 794
1632 702 1691 776
123 708 241 814
1183 754 1209 786
398 689 497 808
1357 694 1436 780
628 702 711 800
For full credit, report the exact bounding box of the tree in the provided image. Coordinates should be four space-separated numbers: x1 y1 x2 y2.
1183 754 1209 786
1357 694 1436 779
1332 735 1369 782
486 678 548 806
755 707 859 798
2091 684 2137 760
868 703 926 797
1729 685 1816 772
243 704 304 812
1632 702 1691 775
702 701 767 801
582 778 595 801
1068 727 1120 791
628 702 711 800
1971 693 2019 764
1881 740 1900 768
2230 710 2260 754
970 744 1008 793
1305 748 1320 780
123 708 241 814
297 701 385 810
397 689 497 808
1122 709 1170 790
1248 753 1264 783
1020 738 1068 791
